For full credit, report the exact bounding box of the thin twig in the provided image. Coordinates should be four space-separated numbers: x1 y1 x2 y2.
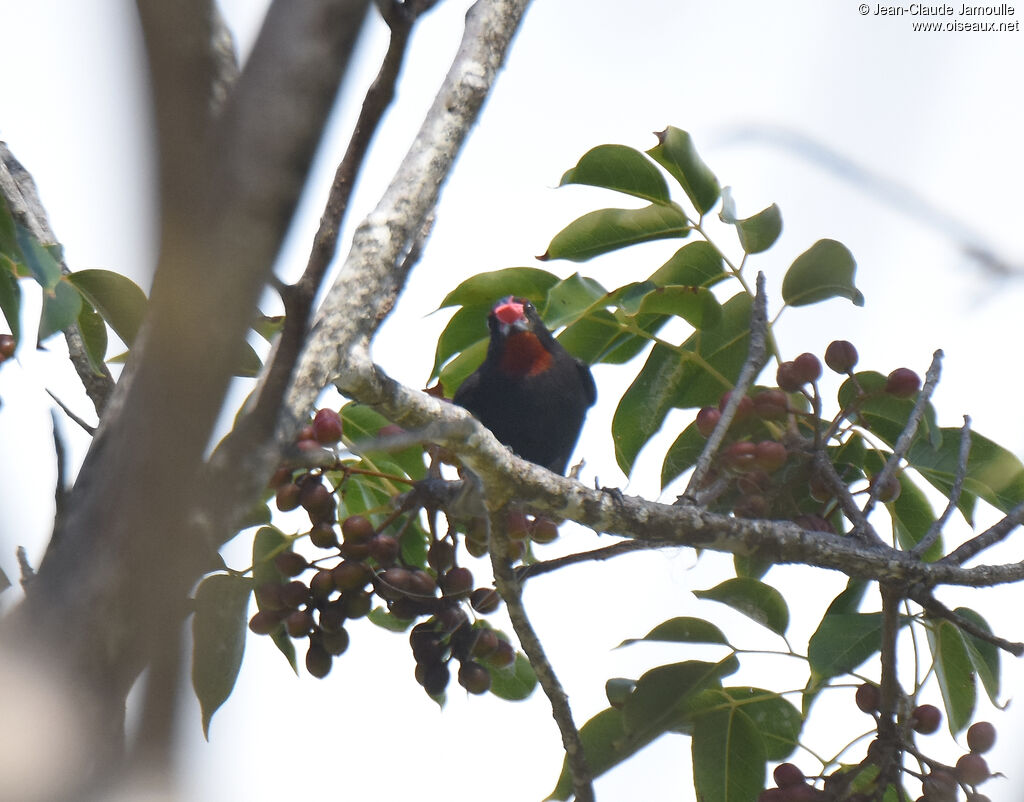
912 415 970 558
680 272 769 503
941 499 1024 567
46 389 96 435
863 350 943 519
16 546 35 589
913 591 1024 656
489 508 594 802
516 538 660 582
811 449 884 547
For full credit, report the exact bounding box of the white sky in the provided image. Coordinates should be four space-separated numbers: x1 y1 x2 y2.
2 0 1024 799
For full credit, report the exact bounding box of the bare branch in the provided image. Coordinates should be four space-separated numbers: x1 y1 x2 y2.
912 415 970 558
516 538 660 582
941 499 1024 567
863 350 943 518
489 509 594 802
680 272 770 502
810 448 884 548
912 591 1024 656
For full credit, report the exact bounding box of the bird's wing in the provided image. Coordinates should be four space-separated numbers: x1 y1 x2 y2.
452 371 481 406
576 359 597 406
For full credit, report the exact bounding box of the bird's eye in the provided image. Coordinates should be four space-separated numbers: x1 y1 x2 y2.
523 301 534 312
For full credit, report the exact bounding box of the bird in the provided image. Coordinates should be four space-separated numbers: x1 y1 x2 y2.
452 296 596 474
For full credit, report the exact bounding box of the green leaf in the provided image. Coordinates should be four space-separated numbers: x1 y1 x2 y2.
781 238 864 307
839 371 940 450
16 226 62 289
1 257 22 343
437 266 560 310
543 272 608 328
649 241 728 288
619 284 722 330
38 278 83 342
686 687 802 762
927 620 976 735
66 268 148 347
733 203 782 254
647 127 721 215
191 573 252 739
488 651 537 701
694 577 789 636
808 613 890 678
908 428 1024 518
954 607 1000 704
622 657 739 737
555 307 660 366
619 616 731 648
0 196 21 264
438 337 488 398
661 421 706 488
612 292 752 474
234 341 263 378
252 526 297 672
541 204 689 263
559 144 671 204
691 704 766 802
252 312 284 342
367 606 414 632
890 473 942 560
76 300 108 373
341 403 427 480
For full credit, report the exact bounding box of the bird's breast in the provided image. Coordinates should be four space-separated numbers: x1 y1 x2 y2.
498 332 552 376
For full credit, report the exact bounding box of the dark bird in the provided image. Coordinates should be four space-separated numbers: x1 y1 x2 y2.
452 296 596 474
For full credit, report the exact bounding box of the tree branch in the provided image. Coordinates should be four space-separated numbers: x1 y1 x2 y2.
912 415 970 558
489 508 594 802
941 498 1024 567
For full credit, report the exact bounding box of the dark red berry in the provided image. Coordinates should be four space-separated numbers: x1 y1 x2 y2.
955 753 990 785
723 441 757 471
470 587 501 614
776 361 804 393
0 333 15 360
421 661 450 696
275 482 302 512
793 353 822 384
870 473 902 503
773 762 805 788
309 522 339 549
368 534 400 567
274 551 308 577
319 602 346 632
458 661 492 695
427 540 455 572
255 582 285 611
886 367 921 398
440 567 474 599
718 390 754 418
248 610 284 635
305 642 332 678
506 509 529 540
472 628 500 658
753 440 787 472
312 408 344 444
695 406 722 438
966 721 996 754
824 340 858 373
375 566 412 600
753 389 788 419
280 580 311 609
530 516 559 544
285 609 315 638
300 480 335 522
267 466 292 489
855 683 880 714
320 626 350 656
332 560 372 593
310 569 335 601
487 639 516 669
911 703 942 734
342 515 375 543
407 569 438 598
341 590 372 619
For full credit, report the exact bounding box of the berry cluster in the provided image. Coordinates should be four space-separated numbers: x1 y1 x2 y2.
690 340 922 529
760 684 998 800
249 407 518 697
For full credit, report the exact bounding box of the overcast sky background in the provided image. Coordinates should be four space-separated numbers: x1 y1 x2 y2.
2 0 1024 799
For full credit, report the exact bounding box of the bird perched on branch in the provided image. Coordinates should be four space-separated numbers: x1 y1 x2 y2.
452 296 596 474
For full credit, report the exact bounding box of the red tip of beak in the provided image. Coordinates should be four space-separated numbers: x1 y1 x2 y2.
493 300 525 325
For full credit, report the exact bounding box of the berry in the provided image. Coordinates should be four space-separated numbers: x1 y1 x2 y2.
753 440 787 472
312 408 344 444
310 569 335 601
955 753 990 785
248 610 283 635
723 441 757 471
966 721 996 754
793 353 822 384
255 582 285 611
855 683 880 714
332 560 372 593
421 661 450 696
285 609 315 638
309 522 339 549
718 390 754 418
368 534 400 567
506 509 529 540
427 540 455 572
487 639 516 669
375 567 412 600
825 340 858 373
470 587 501 614
870 473 902 503
342 515 375 543
911 703 942 734
407 569 438 598
808 474 833 503
320 626 350 656
695 406 722 438
886 367 921 398
305 642 332 678
274 551 308 577
341 590 372 619
280 580 311 609
440 567 474 599
458 661 492 695
0 333 15 360
773 762 805 788
776 361 804 392
753 389 788 419
275 482 302 512
319 602 346 632
300 479 335 522
530 516 559 544
267 466 292 489
472 628 500 658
